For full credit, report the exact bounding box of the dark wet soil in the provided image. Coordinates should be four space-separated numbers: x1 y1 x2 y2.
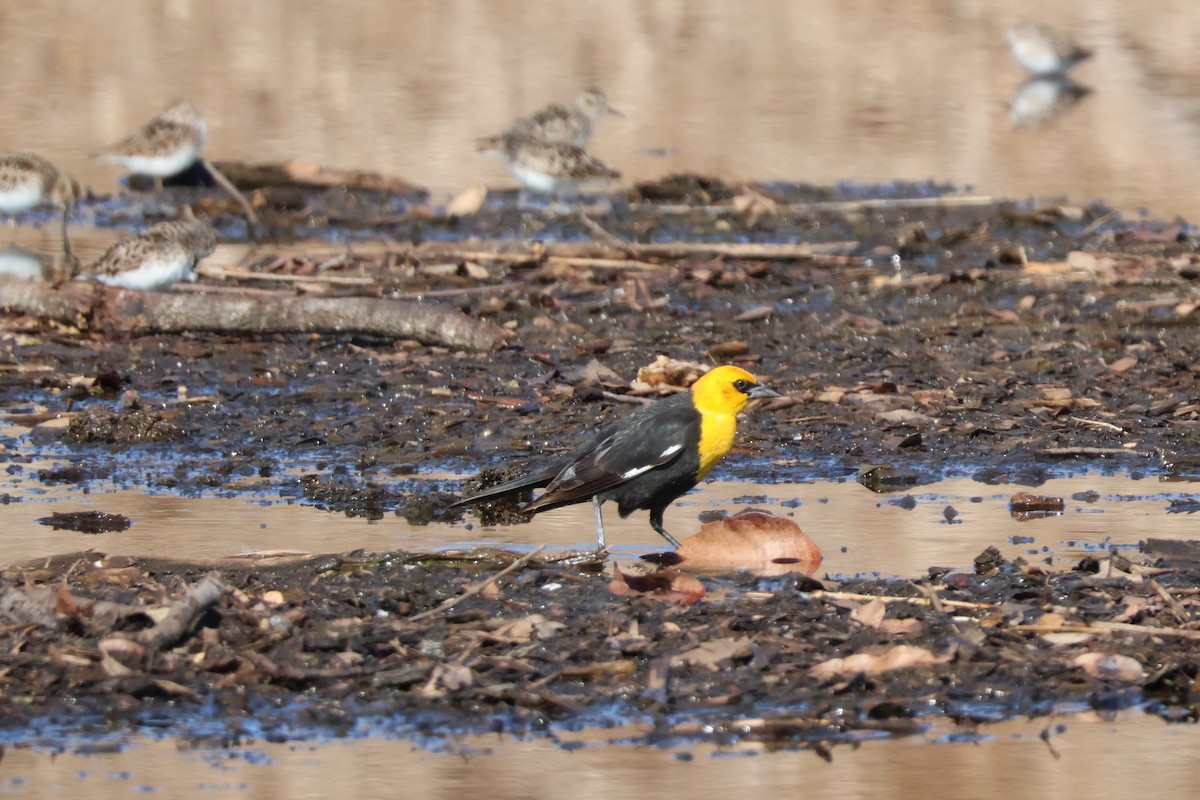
0 541 1197 754
2 176 1200 748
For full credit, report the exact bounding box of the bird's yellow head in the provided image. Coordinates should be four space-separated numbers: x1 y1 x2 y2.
690 365 779 416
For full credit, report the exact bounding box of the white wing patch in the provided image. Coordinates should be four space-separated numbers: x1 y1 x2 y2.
619 444 682 480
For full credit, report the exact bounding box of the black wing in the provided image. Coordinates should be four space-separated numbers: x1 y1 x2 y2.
523 394 698 512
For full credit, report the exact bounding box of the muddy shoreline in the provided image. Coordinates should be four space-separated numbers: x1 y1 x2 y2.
1 177 1199 747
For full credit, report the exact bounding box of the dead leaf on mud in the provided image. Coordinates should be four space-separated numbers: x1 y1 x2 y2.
850 598 887 628
445 184 488 218
1074 652 1145 682
1010 491 1065 520
809 644 950 680
635 355 708 389
734 305 773 323
493 613 566 641
673 509 822 576
876 408 934 425
1108 356 1138 373
422 663 475 697
98 637 145 677
879 618 925 636
673 636 754 670
707 340 749 360
732 188 779 228
608 564 705 604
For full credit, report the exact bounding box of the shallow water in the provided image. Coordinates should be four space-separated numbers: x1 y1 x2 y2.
0 713 1196 800
4 1 1200 794
3 471 1194 577
0 1 1198 222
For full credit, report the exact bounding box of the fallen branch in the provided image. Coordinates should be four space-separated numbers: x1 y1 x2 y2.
0 281 505 352
201 158 260 229
408 546 546 622
633 194 995 216
134 571 226 650
197 263 375 285
413 239 860 265
210 158 424 196
1010 620 1200 640
1040 447 1157 459
811 589 996 611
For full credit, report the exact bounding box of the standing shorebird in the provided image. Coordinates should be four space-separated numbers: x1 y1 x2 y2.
77 216 218 291
477 87 621 151
94 100 259 227
0 152 81 249
1007 22 1092 75
95 101 207 185
480 132 621 208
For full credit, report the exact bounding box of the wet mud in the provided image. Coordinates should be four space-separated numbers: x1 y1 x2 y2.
2 176 1200 748
0 542 1197 754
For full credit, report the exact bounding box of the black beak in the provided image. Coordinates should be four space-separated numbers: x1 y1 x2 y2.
747 384 781 400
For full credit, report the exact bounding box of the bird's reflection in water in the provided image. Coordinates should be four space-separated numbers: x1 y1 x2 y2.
0 244 76 282
1009 75 1092 129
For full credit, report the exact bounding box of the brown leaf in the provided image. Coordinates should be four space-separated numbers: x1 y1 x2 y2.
1074 652 1145 681
445 184 488 218
809 644 948 680
674 510 822 576
54 585 79 616
733 305 773 323
569 358 623 386
850 598 887 628
98 637 145 677
876 408 933 425
879 618 924 636
494 613 566 641
459 261 490 281
151 679 203 702
1010 492 1065 513
1108 356 1137 373
672 636 754 670
707 340 750 359
427 663 475 694
635 355 708 389
608 564 706 605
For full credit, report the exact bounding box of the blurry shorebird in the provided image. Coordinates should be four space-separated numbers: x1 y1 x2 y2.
77 215 218 291
0 152 81 248
479 132 620 208
477 87 621 152
95 101 207 186
1007 22 1092 75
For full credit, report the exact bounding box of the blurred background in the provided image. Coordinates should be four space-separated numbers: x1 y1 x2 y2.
2 0 1198 216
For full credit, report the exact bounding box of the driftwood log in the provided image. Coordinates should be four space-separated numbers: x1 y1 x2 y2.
211 158 424 196
133 571 226 651
0 281 505 352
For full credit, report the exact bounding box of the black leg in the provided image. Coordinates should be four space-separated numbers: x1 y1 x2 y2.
649 507 681 549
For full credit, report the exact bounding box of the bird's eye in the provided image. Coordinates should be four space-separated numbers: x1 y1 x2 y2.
733 379 752 393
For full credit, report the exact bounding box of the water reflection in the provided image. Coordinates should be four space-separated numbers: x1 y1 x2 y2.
0 713 1196 800
1009 75 1092 128
0 2 1194 218
0 473 1195 579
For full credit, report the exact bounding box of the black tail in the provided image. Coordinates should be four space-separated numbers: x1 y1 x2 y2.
451 471 554 507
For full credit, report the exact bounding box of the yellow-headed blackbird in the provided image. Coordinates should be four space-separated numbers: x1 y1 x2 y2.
453 365 780 548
